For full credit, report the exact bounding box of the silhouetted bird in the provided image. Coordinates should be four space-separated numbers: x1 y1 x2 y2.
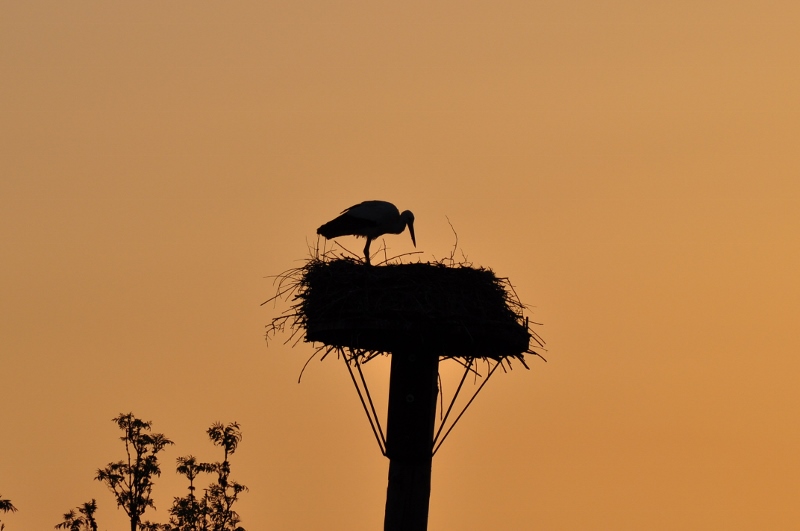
317 200 416 265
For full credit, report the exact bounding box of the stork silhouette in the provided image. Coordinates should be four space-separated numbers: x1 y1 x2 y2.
317 200 416 265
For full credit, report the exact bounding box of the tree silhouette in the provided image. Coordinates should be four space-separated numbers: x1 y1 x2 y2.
163 456 213 531
204 422 247 531
164 422 247 531
95 413 174 531
55 499 98 531
0 497 16 513
0 494 18 531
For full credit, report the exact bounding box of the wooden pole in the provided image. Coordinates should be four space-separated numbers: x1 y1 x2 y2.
384 350 440 531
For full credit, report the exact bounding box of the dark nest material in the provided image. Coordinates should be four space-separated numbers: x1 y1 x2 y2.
265 252 545 368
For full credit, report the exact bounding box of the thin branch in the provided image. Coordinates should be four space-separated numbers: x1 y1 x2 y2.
343 354 386 455
433 359 501 456
433 357 473 446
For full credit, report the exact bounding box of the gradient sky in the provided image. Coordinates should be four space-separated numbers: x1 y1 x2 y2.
2 1 799 529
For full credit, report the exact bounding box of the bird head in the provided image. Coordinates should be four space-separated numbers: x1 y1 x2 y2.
402 210 416 247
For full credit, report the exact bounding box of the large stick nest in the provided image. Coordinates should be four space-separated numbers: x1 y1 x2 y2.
266 252 544 365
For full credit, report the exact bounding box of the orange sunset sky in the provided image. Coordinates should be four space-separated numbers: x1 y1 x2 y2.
2 1 799 530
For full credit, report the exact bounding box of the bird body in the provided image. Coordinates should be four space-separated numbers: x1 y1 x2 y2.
317 200 416 264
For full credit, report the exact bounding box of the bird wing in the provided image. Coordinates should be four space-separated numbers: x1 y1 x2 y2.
317 210 379 239
341 200 399 221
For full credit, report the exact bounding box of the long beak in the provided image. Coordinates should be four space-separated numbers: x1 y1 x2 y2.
408 221 416 247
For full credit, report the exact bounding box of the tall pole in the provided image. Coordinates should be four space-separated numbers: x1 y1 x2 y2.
384 350 440 531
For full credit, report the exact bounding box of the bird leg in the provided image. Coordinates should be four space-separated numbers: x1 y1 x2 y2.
364 238 372 266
